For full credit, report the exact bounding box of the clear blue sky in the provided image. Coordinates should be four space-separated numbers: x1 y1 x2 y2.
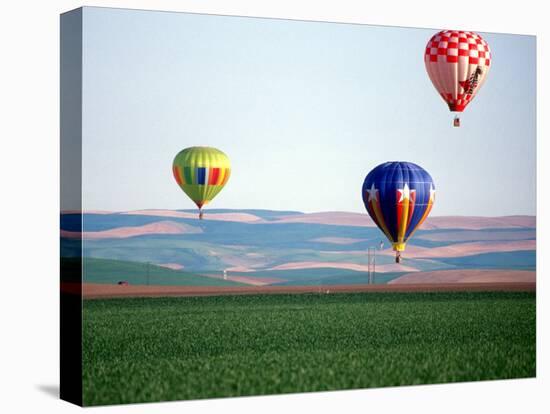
81 7 536 216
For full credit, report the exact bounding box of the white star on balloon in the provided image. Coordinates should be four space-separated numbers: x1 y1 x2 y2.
397 183 412 202
366 183 378 202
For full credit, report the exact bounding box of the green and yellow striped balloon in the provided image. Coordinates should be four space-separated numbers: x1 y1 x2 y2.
172 147 231 219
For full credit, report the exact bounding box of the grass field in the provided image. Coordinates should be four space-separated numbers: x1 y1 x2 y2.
78 257 245 286
82 291 536 406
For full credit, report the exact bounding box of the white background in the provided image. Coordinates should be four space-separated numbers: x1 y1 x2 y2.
0 0 548 412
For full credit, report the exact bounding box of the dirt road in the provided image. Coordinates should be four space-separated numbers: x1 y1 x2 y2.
62 281 536 299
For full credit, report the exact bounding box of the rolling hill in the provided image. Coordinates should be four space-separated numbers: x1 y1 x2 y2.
60 209 536 286
62 257 245 287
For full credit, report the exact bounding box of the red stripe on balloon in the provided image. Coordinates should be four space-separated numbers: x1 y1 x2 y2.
209 168 220 185
406 191 416 228
173 166 182 185
366 202 379 227
396 191 405 231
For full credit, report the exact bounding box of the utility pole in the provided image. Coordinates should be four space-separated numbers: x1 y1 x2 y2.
367 247 376 284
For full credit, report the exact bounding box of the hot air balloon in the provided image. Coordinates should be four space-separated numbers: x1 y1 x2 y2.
362 162 435 263
424 30 491 127
172 146 231 219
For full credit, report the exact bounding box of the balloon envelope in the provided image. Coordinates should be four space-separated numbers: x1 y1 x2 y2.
172 146 231 211
425 30 491 112
362 162 435 253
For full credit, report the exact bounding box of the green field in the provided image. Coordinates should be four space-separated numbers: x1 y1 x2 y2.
78 257 245 286
83 291 536 406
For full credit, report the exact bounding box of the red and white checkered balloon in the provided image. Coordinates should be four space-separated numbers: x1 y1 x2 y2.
425 30 491 113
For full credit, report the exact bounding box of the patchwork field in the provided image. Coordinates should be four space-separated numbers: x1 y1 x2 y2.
389 269 535 284
82 291 536 406
60 209 536 288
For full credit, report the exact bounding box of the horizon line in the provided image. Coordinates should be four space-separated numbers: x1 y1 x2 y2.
60 208 536 219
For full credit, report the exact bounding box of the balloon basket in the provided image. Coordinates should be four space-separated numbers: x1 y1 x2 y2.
453 115 460 127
